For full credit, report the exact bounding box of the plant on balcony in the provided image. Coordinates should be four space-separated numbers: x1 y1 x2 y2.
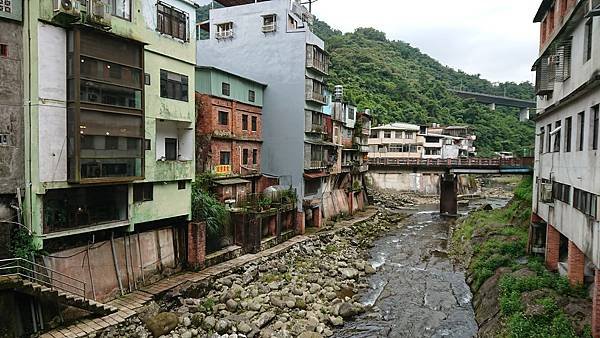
191 181 228 238
257 197 273 212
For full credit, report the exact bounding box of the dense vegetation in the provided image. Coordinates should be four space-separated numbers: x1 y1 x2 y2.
312 21 536 156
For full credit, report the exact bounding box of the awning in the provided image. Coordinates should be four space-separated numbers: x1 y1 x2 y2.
214 178 251 186
305 139 338 147
214 0 270 7
303 172 328 179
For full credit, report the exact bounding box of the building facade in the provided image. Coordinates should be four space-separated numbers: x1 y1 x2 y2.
197 0 328 228
195 66 266 202
0 0 24 258
530 0 600 335
23 0 197 301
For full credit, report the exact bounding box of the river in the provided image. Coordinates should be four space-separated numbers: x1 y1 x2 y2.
335 197 510 338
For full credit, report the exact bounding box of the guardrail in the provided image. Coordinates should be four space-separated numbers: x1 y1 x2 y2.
0 257 87 299
368 157 534 168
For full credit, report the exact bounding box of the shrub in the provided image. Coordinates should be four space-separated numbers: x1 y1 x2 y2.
191 180 228 238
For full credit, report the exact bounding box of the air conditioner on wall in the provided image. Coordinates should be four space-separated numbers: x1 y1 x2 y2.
87 0 111 28
540 182 553 203
53 0 81 22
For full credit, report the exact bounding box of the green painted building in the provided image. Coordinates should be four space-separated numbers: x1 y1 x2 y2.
20 0 198 300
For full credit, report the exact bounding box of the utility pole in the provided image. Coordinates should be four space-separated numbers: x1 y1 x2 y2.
301 0 319 12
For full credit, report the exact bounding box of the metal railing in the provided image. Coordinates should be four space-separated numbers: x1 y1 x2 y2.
368 157 534 168
0 257 87 299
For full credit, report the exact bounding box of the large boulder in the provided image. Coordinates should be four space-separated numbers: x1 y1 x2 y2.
145 312 178 337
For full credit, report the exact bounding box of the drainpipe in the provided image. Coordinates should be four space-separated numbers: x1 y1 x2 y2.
110 232 125 296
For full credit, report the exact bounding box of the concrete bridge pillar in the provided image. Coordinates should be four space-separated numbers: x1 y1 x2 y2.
519 108 530 122
489 102 496 111
440 173 458 216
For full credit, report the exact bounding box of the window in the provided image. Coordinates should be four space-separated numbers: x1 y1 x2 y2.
220 151 231 165
243 149 249 165
556 38 572 81
178 181 186 190
584 19 593 62
546 123 552 153
216 22 233 39
164 138 177 161
370 131 379 138
384 131 392 139
222 82 230 96
565 117 572 152
395 131 403 139
574 188 598 218
218 111 228 125
553 120 561 152
593 105 599 151
145 139 151 150
241 114 248 131
105 136 119 150
0 44 7 57
248 90 256 102
144 73 151 85
405 132 414 139
578 112 585 151
304 178 320 196
134 183 153 202
539 127 545 154
160 70 188 101
553 182 571 204
252 149 258 165
157 2 188 41
251 116 257 132
0 134 8 146
104 0 131 20
262 14 277 32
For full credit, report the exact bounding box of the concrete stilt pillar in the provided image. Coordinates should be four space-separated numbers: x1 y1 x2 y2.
568 240 585 286
592 269 600 337
440 173 458 216
187 222 206 269
296 211 305 235
348 191 354 216
545 224 560 271
312 206 322 228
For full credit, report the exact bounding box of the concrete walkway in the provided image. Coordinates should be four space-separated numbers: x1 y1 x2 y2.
41 209 377 338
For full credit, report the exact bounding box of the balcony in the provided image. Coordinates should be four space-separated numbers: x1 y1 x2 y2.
307 160 326 169
306 91 326 105
306 57 329 75
306 45 329 75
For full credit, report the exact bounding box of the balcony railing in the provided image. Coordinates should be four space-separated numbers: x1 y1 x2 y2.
262 23 276 33
306 58 329 75
306 160 325 169
216 30 234 39
306 91 326 105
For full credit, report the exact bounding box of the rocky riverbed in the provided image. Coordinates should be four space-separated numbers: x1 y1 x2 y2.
95 209 408 338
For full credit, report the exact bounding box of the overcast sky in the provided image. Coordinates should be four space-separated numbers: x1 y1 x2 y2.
310 0 541 83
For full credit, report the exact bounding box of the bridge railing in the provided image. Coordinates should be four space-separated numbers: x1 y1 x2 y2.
368 157 533 168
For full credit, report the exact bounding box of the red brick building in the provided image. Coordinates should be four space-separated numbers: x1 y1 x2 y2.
195 67 267 201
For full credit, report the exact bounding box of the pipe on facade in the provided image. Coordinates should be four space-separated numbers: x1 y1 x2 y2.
110 232 125 296
123 233 132 293
137 232 145 283
86 245 96 300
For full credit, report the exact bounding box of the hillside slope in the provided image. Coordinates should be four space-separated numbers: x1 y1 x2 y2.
312 21 535 156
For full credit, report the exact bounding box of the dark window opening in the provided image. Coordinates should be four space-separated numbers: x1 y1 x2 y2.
578 112 585 151
222 82 230 96
242 114 248 131
574 188 598 218
105 136 119 150
565 117 572 152
252 149 258 165
593 105 599 151
134 183 154 202
178 181 186 190
0 44 7 57
539 127 545 154
218 111 229 125
242 149 249 165
145 139 151 150
220 151 231 165
251 116 257 132
248 90 255 102
585 19 593 62
157 1 188 41
160 70 188 101
165 137 177 161
553 120 561 152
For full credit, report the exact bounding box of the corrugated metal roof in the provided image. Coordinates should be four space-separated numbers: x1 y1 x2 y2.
214 178 251 185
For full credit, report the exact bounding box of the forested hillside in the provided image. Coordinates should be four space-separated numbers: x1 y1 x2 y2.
312 20 535 156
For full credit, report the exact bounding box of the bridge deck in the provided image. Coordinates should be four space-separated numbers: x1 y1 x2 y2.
368 157 534 174
451 90 536 109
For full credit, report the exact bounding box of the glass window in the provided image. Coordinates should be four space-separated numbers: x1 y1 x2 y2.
384 131 391 138
160 70 188 101
242 114 248 131
564 118 571 152
553 121 561 152
252 116 257 132
593 105 599 150
243 149 249 165
80 80 142 109
248 90 255 102
252 149 258 165
80 56 142 89
178 181 186 190
157 2 188 41
165 138 177 160
222 82 230 96
133 183 153 202
220 151 231 165
218 111 228 125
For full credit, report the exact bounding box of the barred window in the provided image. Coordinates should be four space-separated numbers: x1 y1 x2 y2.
574 188 598 218
552 182 571 204
157 2 188 41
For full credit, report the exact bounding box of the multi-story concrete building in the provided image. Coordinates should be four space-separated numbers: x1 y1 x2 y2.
368 123 424 159
195 66 266 202
197 0 328 228
22 0 197 301
529 0 600 335
0 0 24 258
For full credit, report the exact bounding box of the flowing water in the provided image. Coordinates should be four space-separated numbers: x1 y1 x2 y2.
335 197 510 338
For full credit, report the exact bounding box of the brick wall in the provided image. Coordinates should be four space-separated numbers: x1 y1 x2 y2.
567 240 585 286
592 269 600 337
187 222 206 269
545 224 560 271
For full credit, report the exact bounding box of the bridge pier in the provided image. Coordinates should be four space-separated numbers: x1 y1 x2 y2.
519 108 530 122
440 173 458 216
489 102 496 111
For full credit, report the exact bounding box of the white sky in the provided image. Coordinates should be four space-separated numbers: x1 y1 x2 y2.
309 0 541 83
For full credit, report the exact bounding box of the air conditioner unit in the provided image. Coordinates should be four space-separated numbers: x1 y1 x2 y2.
216 30 233 39
53 0 81 22
540 182 553 203
87 0 111 28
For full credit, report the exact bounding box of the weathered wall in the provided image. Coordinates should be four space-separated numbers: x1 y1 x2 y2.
367 171 478 195
0 20 24 193
42 228 178 302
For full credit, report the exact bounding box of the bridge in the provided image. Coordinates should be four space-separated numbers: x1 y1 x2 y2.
450 89 536 122
368 157 534 216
